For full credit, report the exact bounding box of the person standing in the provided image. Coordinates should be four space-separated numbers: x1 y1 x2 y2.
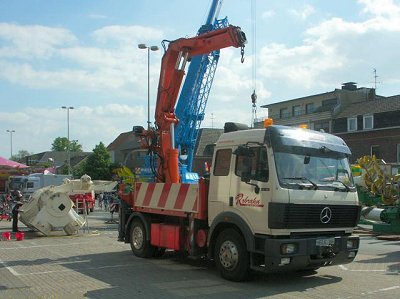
12 201 24 232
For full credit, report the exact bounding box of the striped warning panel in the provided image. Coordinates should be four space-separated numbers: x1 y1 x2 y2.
135 183 199 213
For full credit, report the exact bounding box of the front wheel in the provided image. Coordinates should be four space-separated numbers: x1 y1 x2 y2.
214 228 250 281
130 219 155 258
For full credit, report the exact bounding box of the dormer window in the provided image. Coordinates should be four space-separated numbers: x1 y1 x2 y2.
363 114 373 130
347 117 357 132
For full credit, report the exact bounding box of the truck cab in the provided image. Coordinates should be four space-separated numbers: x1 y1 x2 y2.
208 124 360 279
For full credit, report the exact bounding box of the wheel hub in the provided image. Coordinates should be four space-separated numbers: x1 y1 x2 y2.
132 226 144 249
219 240 239 270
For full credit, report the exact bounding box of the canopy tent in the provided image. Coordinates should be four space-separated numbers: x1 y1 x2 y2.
0 156 28 168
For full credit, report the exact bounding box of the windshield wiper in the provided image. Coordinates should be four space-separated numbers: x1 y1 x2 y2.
281 177 318 190
331 180 351 192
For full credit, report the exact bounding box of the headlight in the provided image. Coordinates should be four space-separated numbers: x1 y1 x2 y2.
347 239 358 249
281 243 297 254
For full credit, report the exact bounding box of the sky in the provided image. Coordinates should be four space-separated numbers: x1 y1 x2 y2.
1 0 400 159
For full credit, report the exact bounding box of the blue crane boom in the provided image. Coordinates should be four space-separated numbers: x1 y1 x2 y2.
174 0 228 175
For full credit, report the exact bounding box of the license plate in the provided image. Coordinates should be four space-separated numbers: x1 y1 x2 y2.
316 238 335 246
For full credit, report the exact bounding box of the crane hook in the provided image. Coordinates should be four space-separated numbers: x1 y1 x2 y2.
241 46 245 63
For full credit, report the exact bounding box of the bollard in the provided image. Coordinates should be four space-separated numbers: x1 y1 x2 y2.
2 231 11 241
15 231 25 241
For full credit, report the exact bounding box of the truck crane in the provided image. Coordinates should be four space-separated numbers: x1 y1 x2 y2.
136 25 247 184
119 22 360 282
174 0 228 180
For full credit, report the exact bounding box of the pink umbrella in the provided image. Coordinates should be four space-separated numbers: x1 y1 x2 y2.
0 156 29 168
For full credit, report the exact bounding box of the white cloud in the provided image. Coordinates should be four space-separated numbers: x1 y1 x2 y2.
0 104 146 156
289 4 315 20
262 10 275 19
0 23 77 59
359 0 400 17
258 0 400 98
92 25 164 45
0 23 164 98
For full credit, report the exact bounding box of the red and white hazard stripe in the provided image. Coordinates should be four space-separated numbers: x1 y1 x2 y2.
135 183 199 213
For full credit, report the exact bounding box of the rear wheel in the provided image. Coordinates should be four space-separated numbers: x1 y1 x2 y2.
214 228 250 281
130 219 155 258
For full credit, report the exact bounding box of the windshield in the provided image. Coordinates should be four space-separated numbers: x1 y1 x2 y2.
275 152 355 191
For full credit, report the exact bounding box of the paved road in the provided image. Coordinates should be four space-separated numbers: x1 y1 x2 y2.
1 209 399 298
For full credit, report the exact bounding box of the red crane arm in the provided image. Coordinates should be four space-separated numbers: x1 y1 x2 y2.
142 25 246 183
155 25 247 131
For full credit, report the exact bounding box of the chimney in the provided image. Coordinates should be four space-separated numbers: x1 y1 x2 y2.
341 82 357 91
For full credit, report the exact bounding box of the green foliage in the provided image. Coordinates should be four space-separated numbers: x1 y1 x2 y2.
73 160 87 178
51 137 83 152
70 140 83 152
10 150 32 162
51 137 69 151
81 142 112 180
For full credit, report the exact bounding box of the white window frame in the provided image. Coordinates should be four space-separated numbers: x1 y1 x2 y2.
347 117 357 132
363 114 373 130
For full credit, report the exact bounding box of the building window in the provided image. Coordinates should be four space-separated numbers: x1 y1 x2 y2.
314 121 330 133
347 117 357 131
306 103 315 114
371 145 380 158
213 149 231 176
280 108 290 119
363 114 373 130
292 105 302 116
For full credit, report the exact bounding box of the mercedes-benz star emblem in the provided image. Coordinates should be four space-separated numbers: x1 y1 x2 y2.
320 207 332 223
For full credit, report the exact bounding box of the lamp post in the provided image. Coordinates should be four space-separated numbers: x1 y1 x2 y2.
138 44 159 130
61 106 74 175
6 129 15 158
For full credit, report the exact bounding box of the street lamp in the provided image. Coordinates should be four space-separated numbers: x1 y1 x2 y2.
138 43 159 130
6 129 15 158
61 106 74 175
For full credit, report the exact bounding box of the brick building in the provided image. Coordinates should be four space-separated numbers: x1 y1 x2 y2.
260 82 400 164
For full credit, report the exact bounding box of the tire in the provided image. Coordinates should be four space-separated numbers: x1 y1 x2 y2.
130 219 155 258
214 228 250 282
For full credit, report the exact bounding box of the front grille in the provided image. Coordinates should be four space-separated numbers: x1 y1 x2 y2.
268 203 361 229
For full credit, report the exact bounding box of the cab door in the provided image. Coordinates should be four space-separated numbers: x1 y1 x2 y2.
227 146 271 233
208 148 234 223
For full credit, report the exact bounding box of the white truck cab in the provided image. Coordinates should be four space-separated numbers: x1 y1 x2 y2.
207 124 360 277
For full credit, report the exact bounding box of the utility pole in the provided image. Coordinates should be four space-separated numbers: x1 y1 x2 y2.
138 44 159 130
61 106 74 175
6 129 15 158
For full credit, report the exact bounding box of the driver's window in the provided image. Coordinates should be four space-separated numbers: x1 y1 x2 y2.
235 147 269 182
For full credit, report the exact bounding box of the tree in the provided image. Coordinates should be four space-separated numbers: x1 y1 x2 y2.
51 137 83 152
80 142 112 180
11 150 32 162
70 140 83 152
